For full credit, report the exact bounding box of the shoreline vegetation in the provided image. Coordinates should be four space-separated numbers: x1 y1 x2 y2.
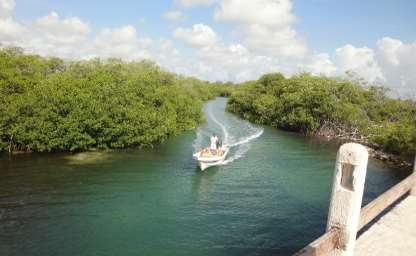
1 47 414 170
0 47 232 153
226 73 416 170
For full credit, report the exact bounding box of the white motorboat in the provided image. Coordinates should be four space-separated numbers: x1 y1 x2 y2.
193 146 229 171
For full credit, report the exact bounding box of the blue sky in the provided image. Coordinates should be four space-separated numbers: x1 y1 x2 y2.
1 0 415 97
294 0 416 51
13 0 415 52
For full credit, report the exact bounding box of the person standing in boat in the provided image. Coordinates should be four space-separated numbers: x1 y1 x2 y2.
210 134 218 154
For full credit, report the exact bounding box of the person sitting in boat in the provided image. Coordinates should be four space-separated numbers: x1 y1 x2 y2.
200 148 210 157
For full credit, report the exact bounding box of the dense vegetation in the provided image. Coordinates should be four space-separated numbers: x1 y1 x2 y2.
0 47 231 152
227 73 416 157
2 46 413 157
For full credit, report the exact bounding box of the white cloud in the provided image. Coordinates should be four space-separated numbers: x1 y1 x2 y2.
303 53 336 76
0 0 15 17
33 11 89 45
0 17 25 42
171 23 319 81
242 24 308 58
376 37 402 66
170 22 415 98
0 9 153 60
334 44 384 83
214 0 296 27
154 39 194 75
93 25 153 60
375 37 416 98
0 1 413 98
171 24 260 81
163 10 186 21
177 0 216 7
0 0 21 44
0 11 90 58
21 12 90 58
213 0 308 58
173 24 219 48
311 39 416 97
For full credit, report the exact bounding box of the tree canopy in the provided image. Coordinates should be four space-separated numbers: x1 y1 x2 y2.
0 47 232 152
227 72 416 157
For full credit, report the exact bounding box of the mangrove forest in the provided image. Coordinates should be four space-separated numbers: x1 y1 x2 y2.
227 72 416 158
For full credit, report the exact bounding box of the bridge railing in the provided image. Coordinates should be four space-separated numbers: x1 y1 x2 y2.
294 144 416 256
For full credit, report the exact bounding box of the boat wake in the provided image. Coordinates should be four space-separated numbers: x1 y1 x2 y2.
227 129 263 147
221 128 263 165
194 102 263 167
208 107 231 145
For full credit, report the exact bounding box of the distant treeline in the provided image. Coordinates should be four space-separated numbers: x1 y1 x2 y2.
0 47 233 152
227 73 416 157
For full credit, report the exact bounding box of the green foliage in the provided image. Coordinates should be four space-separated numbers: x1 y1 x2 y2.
227 72 416 157
0 47 225 152
178 77 236 100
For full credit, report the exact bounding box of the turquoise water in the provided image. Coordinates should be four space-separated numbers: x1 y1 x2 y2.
0 98 409 256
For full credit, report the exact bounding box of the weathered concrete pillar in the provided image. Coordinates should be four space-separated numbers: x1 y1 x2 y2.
410 155 416 196
326 143 369 256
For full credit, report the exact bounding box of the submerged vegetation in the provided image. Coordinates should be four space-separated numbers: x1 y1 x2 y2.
227 73 416 158
0 47 231 152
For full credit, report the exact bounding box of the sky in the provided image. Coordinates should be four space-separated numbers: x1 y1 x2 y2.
0 0 415 97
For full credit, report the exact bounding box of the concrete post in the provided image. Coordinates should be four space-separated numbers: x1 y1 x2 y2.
410 155 416 196
326 143 369 256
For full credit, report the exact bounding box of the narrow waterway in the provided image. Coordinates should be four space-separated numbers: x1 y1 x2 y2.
0 98 409 256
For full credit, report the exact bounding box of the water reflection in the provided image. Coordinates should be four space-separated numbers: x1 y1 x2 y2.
191 167 221 199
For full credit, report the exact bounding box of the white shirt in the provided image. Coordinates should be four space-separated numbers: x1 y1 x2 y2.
210 136 217 150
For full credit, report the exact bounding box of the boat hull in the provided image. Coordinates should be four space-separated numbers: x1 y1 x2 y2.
199 159 223 171
193 147 229 171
